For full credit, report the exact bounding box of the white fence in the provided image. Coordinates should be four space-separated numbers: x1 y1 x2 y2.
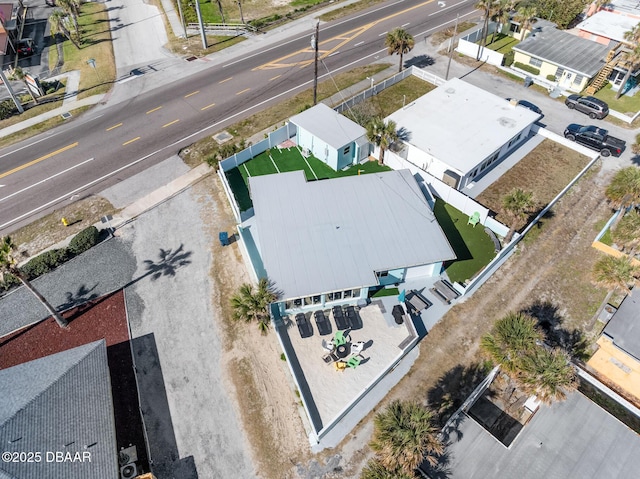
457 38 505 66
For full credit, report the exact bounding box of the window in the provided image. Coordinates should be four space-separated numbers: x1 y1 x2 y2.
313 295 321 304
343 290 352 299
555 67 564 80
293 298 302 307
377 271 389 278
285 300 293 309
352 288 361 298
343 145 351 155
573 74 584 85
508 133 522 148
529 57 542 68
333 291 342 301
509 23 520 33
304 296 314 306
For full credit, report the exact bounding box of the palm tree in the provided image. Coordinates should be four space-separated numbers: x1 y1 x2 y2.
366 118 398 165
611 208 640 257
384 28 415 72
8 66 38 104
592 254 639 295
489 0 511 45
0 236 68 328
480 312 543 373
615 45 640 99
519 348 577 404
49 9 80 48
514 5 537 40
605 167 640 227
474 0 495 59
360 458 414 479
230 278 278 334
369 400 443 475
502 188 535 243
56 0 79 34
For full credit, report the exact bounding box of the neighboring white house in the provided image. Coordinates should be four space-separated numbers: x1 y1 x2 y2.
241 169 455 314
385 78 540 191
289 103 370 171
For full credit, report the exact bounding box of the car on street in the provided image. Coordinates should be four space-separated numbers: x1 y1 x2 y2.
563 124 626 157
564 94 609 119
506 98 542 115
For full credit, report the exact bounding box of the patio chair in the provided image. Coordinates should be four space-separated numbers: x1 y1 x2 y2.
334 330 347 347
334 361 347 371
347 355 363 369
351 341 366 355
322 339 335 353
468 211 480 227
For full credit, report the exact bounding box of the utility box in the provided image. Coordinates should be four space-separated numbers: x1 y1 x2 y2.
218 231 229 246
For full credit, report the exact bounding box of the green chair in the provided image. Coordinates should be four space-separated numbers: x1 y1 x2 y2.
347 355 362 369
468 211 480 227
334 330 347 347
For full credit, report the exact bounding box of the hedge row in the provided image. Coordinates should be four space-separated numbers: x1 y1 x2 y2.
514 62 540 76
0 226 101 291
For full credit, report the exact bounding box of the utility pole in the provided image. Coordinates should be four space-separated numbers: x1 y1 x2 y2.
0 68 23 113
194 0 207 49
312 21 319 105
445 14 459 81
237 0 245 24
177 0 187 38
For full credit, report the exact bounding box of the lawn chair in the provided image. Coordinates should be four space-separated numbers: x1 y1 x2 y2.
322 339 335 353
334 361 347 371
468 211 480 227
351 341 366 355
347 355 363 369
334 330 347 347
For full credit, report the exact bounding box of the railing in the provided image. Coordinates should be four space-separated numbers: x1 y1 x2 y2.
187 22 258 34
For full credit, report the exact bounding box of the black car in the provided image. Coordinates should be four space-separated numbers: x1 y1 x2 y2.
563 124 626 157
16 38 35 57
506 98 542 115
564 94 609 119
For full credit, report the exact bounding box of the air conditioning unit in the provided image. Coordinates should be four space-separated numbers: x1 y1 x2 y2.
120 462 138 479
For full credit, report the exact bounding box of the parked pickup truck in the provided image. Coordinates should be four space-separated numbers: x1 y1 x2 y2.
563 124 626 157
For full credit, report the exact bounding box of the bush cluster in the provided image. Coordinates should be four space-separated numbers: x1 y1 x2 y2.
502 51 514 67
0 226 101 290
514 62 540 76
204 139 248 170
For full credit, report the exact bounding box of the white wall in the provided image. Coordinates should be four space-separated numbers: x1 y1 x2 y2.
405 263 438 280
457 38 505 66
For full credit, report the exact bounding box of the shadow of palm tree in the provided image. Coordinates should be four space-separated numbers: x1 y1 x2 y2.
58 284 99 312
143 244 192 281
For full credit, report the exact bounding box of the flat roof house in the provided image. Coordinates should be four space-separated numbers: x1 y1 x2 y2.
588 289 640 401
513 26 610 92
289 103 370 171
242 169 455 312
385 78 540 191
0 340 119 479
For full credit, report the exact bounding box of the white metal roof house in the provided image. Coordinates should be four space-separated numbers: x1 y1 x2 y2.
289 103 370 171
241 169 455 313
385 78 540 191
512 26 611 92
0 340 119 479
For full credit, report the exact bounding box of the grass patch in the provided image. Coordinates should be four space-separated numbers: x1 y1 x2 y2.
475 139 591 227
181 63 390 166
370 287 399 298
484 33 518 54
594 218 613 246
433 199 495 284
593 82 640 116
228 149 391 211
319 0 387 21
50 2 116 99
365 76 436 117
430 21 476 45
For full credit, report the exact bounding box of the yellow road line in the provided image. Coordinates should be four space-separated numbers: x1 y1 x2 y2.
162 119 180 128
106 123 122 131
123 137 141 146
236 88 250 95
0 142 78 179
269 75 281 81
146 106 162 114
219 77 233 83
201 103 216 111
184 90 200 98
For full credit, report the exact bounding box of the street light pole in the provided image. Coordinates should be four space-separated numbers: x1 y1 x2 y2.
237 0 245 24
312 21 319 105
177 0 187 38
194 0 207 49
0 68 23 113
445 14 459 81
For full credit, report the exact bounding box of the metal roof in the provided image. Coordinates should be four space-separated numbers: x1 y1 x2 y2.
248 170 455 300
513 26 610 76
386 78 540 175
289 103 366 150
577 11 638 44
0 341 119 479
441 392 640 478
603 288 640 361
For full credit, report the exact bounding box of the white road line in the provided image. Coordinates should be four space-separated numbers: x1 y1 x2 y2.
379 31 388 36
0 158 95 204
354 41 364 46
328 51 340 57
429 0 471 15
419 8 478 35
402 22 411 27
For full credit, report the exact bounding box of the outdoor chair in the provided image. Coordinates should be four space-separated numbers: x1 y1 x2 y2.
334 330 347 347
322 339 335 353
468 211 480 227
347 355 362 369
334 361 347 371
351 341 365 355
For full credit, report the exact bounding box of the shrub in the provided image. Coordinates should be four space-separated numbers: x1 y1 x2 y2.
0 272 20 291
546 74 556 82
0 99 18 120
632 133 640 155
503 51 514 67
21 248 68 279
514 62 540 76
68 226 100 256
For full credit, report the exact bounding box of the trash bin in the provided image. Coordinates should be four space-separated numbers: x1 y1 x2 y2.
218 231 229 246
524 76 533 88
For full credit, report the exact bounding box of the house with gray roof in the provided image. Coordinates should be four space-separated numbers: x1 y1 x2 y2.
513 25 611 92
289 103 370 171
385 78 540 191
241 169 455 312
0 340 119 479
437 391 640 478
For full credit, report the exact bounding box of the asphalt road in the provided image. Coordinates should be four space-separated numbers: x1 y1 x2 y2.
0 0 476 234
